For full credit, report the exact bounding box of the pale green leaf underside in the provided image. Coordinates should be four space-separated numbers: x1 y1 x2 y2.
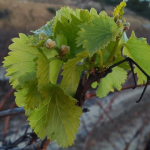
31 19 54 37
36 52 51 89
112 55 130 70
3 33 40 89
60 51 89 96
15 90 26 107
96 67 127 98
56 6 80 21
54 7 98 58
15 90 32 116
123 31 150 77
91 81 98 88
54 14 83 58
101 41 115 64
56 33 67 48
36 51 63 89
15 79 42 110
77 14 122 55
41 47 59 60
134 66 147 85
24 79 42 110
28 84 82 148
15 80 42 116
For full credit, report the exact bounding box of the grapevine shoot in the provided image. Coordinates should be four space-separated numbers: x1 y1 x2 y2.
3 0 150 148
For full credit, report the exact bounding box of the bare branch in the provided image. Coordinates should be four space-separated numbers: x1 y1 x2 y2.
23 139 42 150
94 98 127 143
0 89 14 110
82 92 121 150
86 83 150 99
0 107 24 118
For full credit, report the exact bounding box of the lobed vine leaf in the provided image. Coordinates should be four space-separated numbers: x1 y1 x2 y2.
134 66 147 85
27 19 55 47
101 41 115 64
54 7 98 58
31 19 54 37
60 51 89 96
56 33 68 48
77 13 122 56
123 31 150 79
15 90 26 108
15 79 42 115
28 84 82 148
36 50 63 89
96 67 127 98
56 6 80 21
3 2 150 148
3 33 40 89
111 55 130 70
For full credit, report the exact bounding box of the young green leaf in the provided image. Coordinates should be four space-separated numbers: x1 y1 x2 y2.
134 66 147 85
60 51 89 96
41 47 59 60
101 41 115 64
90 8 98 16
96 67 127 98
15 79 42 115
27 35 45 47
56 6 79 21
123 31 150 76
54 14 83 58
27 19 55 47
23 79 42 110
36 51 63 89
31 19 54 37
3 33 40 89
15 90 32 116
111 55 130 70
56 33 67 48
15 90 26 108
54 8 98 58
28 84 82 148
77 13 122 56
91 81 98 88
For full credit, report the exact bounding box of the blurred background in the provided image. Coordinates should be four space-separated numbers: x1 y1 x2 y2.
0 0 150 150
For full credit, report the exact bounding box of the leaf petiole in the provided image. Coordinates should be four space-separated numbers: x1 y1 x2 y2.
104 35 125 67
97 50 103 71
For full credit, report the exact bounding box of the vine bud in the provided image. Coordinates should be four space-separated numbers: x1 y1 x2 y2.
123 22 130 31
39 32 46 40
114 13 120 21
89 68 96 75
46 39 56 49
116 19 122 26
103 65 106 69
111 55 117 62
61 45 70 56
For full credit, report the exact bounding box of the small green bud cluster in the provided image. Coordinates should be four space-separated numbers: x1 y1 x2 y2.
39 32 47 40
60 45 70 56
123 22 130 31
114 13 130 32
114 13 120 21
114 13 123 28
116 19 122 26
46 39 56 49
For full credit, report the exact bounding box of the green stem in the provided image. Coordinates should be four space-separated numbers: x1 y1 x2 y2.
49 57 62 62
97 50 103 70
104 39 124 67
